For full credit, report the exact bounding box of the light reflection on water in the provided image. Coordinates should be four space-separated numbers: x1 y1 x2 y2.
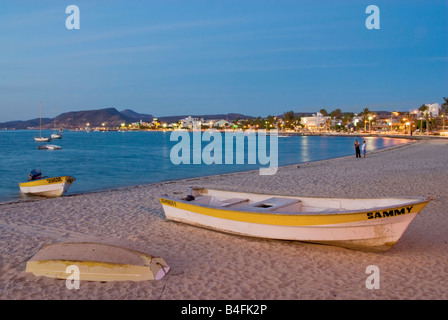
0 130 410 203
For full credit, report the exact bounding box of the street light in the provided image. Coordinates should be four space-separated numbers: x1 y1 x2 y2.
390 113 393 134
390 112 399 134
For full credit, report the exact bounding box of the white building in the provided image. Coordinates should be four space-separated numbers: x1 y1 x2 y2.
425 103 440 117
415 103 440 118
211 119 229 128
300 112 331 130
352 114 363 127
180 116 204 129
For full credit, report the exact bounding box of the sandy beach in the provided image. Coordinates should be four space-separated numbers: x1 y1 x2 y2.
0 139 447 300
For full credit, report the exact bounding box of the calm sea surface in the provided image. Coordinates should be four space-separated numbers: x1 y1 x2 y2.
0 130 410 203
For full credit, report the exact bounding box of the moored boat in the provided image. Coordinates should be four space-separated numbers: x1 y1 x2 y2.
34 102 51 142
34 136 52 142
37 144 62 150
159 188 431 252
19 171 75 198
51 108 63 139
51 133 62 139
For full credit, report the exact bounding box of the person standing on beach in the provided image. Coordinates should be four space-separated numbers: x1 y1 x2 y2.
354 140 361 158
362 140 367 158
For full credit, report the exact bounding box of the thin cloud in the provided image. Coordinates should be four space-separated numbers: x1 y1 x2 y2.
65 44 177 58
56 17 250 45
153 62 377 78
0 6 60 29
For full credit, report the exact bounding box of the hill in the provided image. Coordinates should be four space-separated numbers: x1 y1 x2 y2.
120 109 154 122
0 108 255 129
52 108 135 128
0 118 53 130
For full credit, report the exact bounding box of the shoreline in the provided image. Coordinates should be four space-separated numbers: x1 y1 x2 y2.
5 127 448 139
295 133 448 141
0 137 418 206
1 139 447 300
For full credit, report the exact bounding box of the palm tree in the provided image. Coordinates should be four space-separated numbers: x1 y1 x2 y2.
265 115 276 129
441 97 448 130
342 112 354 131
330 108 343 119
328 108 340 130
361 107 372 131
282 111 297 130
325 117 331 132
419 104 429 135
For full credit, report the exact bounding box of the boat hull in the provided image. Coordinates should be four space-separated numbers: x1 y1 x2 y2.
38 144 62 150
159 190 430 252
26 242 170 282
19 176 75 198
34 137 51 142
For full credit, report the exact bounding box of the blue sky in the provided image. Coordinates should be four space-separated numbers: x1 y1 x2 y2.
0 0 447 121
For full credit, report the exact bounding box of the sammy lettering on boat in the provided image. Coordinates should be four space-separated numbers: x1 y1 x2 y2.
366 206 413 219
169 129 278 175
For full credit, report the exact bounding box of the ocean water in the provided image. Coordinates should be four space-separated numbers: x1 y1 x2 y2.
0 130 410 203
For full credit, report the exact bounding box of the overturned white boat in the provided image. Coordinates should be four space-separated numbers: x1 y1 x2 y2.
26 242 170 282
159 188 431 252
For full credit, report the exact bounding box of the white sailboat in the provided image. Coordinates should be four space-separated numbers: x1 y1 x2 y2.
34 102 51 142
51 108 62 139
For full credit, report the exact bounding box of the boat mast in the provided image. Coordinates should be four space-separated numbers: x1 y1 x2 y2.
39 101 42 137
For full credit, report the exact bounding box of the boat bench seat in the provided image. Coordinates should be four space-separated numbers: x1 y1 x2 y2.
193 196 249 207
318 208 341 213
210 197 250 207
190 196 213 205
241 197 302 212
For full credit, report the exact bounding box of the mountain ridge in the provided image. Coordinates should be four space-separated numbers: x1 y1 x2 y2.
0 108 256 129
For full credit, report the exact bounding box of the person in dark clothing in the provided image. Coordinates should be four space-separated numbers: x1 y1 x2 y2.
354 140 361 158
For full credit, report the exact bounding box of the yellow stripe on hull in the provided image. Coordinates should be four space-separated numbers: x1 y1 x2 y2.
26 242 170 282
160 197 429 227
19 176 75 188
19 176 75 198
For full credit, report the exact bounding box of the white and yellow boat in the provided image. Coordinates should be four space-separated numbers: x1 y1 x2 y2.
26 242 170 282
159 188 431 252
19 176 76 198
